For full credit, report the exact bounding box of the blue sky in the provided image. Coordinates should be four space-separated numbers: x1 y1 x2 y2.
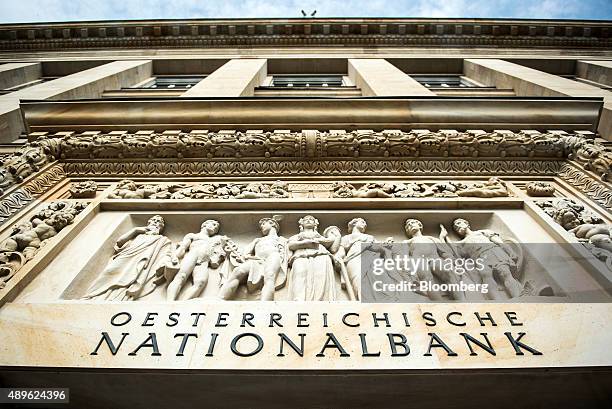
0 0 610 24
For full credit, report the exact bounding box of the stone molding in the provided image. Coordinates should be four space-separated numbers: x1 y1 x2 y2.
62 159 564 178
0 19 610 51
0 129 610 225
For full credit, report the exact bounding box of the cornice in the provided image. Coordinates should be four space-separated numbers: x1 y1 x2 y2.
0 18 610 51
20 97 602 134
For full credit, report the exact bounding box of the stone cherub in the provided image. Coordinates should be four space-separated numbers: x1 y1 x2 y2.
108 180 160 199
0 203 83 288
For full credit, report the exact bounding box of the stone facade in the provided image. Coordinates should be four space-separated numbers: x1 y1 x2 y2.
0 16 611 409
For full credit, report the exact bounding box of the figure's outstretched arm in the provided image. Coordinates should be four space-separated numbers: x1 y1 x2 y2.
115 227 144 250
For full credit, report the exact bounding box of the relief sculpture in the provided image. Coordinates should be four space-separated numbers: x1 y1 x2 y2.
287 215 340 301
1 201 86 289
536 199 612 270
83 215 175 301
166 220 240 301
218 216 288 301
79 213 561 302
443 218 524 300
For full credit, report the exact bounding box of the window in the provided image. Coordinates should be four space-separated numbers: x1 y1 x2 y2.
271 75 344 88
134 75 206 89
412 75 481 88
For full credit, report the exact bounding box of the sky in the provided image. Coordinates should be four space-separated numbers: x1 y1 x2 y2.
0 0 610 24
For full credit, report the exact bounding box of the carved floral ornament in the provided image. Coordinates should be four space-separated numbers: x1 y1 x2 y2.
1 130 610 195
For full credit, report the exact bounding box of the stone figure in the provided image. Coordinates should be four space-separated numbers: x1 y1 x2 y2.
83 215 175 301
445 218 523 300
537 199 602 230
323 225 357 300
287 215 340 301
69 180 98 198
335 218 383 301
167 219 238 300
403 219 464 301
218 216 288 301
0 201 86 288
570 223 612 268
456 177 509 198
108 180 161 199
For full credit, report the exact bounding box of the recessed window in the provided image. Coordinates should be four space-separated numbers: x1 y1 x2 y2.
133 75 206 89
412 75 481 88
271 75 344 88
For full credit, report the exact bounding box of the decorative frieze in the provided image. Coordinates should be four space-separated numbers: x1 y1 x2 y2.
104 178 511 200
63 159 564 179
0 138 61 195
1 19 610 51
0 201 87 289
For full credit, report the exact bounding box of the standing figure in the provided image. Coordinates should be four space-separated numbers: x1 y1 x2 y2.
336 218 383 300
166 219 230 300
218 216 288 301
83 215 174 301
403 219 464 301
447 218 523 300
287 215 339 301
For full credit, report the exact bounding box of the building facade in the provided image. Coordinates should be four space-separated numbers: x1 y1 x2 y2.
0 18 611 408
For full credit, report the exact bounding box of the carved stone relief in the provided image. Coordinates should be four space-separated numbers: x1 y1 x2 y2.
105 178 513 200
536 199 612 270
526 181 556 197
0 201 87 289
107 180 291 200
69 180 98 199
82 215 175 301
332 177 509 198
74 213 559 302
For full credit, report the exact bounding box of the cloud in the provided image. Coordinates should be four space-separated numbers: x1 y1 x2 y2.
0 0 609 23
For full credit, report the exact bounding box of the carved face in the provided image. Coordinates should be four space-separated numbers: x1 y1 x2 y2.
201 220 220 235
118 180 137 191
299 215 318 230
453 219 470 236
146 216 165 234
259 219 278 235
348 218 367 233
404 219 423 237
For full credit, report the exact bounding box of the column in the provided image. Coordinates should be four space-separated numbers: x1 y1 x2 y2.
464 59 612 140
181 59 267 97
348 59 435 97
0 63 42 90
0 60 152 143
